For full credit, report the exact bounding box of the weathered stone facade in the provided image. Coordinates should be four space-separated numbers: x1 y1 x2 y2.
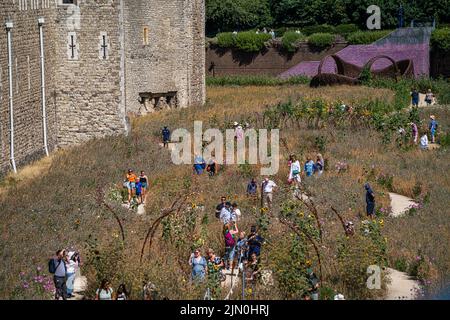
0 0 205 174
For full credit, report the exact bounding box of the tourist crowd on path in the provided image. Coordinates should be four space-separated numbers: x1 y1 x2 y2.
124 169 148 206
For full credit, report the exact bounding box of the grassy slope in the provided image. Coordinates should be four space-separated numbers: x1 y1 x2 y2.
0 85 448 299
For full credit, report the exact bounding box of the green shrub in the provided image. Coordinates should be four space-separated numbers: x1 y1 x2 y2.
308 33 335 49
431 28 450 52
302 24 335 36
281 31 306 52
234 31 272 52
206 75 310 86
216 32 235 48
347 30 391 44
335 24 359 37
216 31 272 52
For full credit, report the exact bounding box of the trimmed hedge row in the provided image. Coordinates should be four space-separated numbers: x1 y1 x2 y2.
217 31 272 52
308 33 336 49
276 23 359 37
346 30 392 44
206 75 310 86
281 31 306 52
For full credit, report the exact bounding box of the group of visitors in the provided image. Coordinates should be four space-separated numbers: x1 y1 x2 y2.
193 155 218 176
245 178 279 209
48 249 81 300
124 169 148 205
189 223 264 284
411 88 435 107
94 279 129 300
409 115 439 150
288 154 324 186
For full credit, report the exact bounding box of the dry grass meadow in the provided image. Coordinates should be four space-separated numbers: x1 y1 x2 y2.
0 84 448 300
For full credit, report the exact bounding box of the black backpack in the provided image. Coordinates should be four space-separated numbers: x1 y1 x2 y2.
48 258 62 274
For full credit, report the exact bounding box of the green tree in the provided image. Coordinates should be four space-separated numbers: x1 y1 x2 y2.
206 0 273 35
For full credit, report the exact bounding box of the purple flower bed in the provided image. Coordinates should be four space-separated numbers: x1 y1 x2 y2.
280 28 432 79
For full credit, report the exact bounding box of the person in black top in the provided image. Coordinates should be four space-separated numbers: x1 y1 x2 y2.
365 183 375 219
139 171 149 203
162 126 171 148
215 196 226 219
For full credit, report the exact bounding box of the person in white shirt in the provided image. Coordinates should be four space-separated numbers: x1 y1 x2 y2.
65 251 79 298
420 133 429 150
220 202 236 225
262 177 277 209
288 154 301 186
231 203 242 221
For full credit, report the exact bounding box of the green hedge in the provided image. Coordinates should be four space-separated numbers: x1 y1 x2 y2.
302 24 335 36
335 24 359 37
308 33 335 49
431 28 450 52
347 30 391 44
216 31 271 52
217 32 235 47
206 75 310 86
281 31 306 52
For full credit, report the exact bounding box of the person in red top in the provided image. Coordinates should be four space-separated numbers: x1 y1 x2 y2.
126 169 137 205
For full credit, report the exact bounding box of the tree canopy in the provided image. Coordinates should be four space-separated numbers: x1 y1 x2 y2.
206 0 450 35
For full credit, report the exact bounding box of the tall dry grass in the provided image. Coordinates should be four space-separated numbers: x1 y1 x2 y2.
0 85 448 299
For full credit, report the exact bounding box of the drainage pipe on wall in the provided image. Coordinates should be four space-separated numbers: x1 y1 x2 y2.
38 17 49 157
6 21 17 173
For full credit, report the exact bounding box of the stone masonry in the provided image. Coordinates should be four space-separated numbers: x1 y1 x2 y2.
0 0 206 174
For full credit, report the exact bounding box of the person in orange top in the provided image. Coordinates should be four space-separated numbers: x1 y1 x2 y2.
126 169 137 205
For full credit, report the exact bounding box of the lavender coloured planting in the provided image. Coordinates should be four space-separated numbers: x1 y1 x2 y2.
280 27 432 79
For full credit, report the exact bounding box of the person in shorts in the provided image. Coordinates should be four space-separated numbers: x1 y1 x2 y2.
126 169 137 205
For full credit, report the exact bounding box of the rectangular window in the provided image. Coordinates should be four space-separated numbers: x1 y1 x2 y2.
143 27 149 46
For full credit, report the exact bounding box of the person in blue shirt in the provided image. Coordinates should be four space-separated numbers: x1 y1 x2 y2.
304 157 315 177
429 115 438 143
411 88 419 107
246 178 258 198
162 126 171 148
135 179 143 204
193 155 206 175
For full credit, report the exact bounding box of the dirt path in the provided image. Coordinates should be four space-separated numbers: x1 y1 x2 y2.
384 194 421 299
385 267 420 300
389 192 417 217
68 269 88 300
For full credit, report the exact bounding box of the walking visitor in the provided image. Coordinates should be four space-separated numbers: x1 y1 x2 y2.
189 249 207 282
411 88 419 107
65 251 80 298
365 183 376 219
162 126 171 148
288 155 301 186
215 196 227 219
315 154 324 176
49 249 68 300
139 171 148 203
429 115 438 143
95 279 114 300
304 157 315 177
262 177 277 209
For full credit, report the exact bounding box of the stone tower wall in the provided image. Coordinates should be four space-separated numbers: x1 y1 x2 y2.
0 0 205 175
